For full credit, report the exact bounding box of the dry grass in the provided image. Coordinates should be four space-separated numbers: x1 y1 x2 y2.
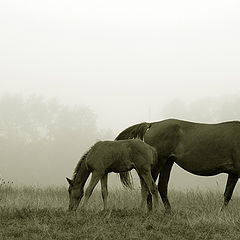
1 183 240 239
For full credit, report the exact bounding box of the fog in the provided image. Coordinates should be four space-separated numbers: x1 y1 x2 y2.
1 0 240 191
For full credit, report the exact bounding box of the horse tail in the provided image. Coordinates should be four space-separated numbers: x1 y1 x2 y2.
119 172 133 189
115 122 151 141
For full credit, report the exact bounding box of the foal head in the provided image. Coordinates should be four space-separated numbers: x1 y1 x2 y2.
66 177 84 211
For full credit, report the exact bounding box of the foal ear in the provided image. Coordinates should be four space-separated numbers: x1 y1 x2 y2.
66 177 74 186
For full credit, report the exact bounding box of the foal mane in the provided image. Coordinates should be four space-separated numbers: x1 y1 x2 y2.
72 142 100 181
73 150 89 181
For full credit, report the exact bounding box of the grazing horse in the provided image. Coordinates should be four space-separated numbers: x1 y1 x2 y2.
115 119 240 212
66 139 159 211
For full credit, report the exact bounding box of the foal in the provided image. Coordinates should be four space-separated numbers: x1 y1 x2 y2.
66 139 159 211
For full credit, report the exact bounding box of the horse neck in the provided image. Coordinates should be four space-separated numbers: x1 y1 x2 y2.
74 159 90 188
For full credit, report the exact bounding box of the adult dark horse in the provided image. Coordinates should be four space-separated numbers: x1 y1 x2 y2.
116 119 240 212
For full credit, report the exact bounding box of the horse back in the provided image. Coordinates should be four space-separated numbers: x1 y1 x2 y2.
145 119 240 151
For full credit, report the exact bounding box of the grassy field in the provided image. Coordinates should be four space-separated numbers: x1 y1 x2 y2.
1 183 240 240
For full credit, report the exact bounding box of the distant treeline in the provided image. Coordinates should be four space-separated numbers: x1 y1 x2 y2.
2 94 240 189
161 95 240 123
0 94 113 186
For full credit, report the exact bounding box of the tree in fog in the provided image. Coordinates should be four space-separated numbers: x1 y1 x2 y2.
0 94 112 185
161 95 240 123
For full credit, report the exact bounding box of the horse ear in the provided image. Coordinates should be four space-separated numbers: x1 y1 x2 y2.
66 177 74 186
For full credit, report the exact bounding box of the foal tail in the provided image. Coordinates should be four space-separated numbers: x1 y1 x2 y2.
119 172 133 189
115 122 151 141
116 122 151 190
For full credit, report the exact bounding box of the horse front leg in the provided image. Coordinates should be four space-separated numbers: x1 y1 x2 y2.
221 174 238 211
158 159 174 213
100 174 108 210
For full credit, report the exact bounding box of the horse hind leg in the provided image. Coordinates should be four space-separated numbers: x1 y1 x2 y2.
82 171 104 209
100 174 108 210
221 174 238 211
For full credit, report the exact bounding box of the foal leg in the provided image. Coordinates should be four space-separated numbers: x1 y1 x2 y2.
221 174 238 211
139 176 149 209
100 174 108 210
82 171 104 208
147 168 159 211
158 159 174 213
141 172 159 210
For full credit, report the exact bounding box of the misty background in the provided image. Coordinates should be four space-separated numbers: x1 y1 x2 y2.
1 0 240 192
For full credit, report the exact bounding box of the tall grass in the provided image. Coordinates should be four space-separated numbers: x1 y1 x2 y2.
1 184 240 239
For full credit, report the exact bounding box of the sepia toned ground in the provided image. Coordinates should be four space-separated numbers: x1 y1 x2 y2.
1 185 240 240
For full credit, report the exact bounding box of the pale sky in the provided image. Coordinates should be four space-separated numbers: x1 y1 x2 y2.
1 0 240 133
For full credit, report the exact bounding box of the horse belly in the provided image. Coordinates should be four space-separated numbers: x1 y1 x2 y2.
174 157 235 176
173 145 235 176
